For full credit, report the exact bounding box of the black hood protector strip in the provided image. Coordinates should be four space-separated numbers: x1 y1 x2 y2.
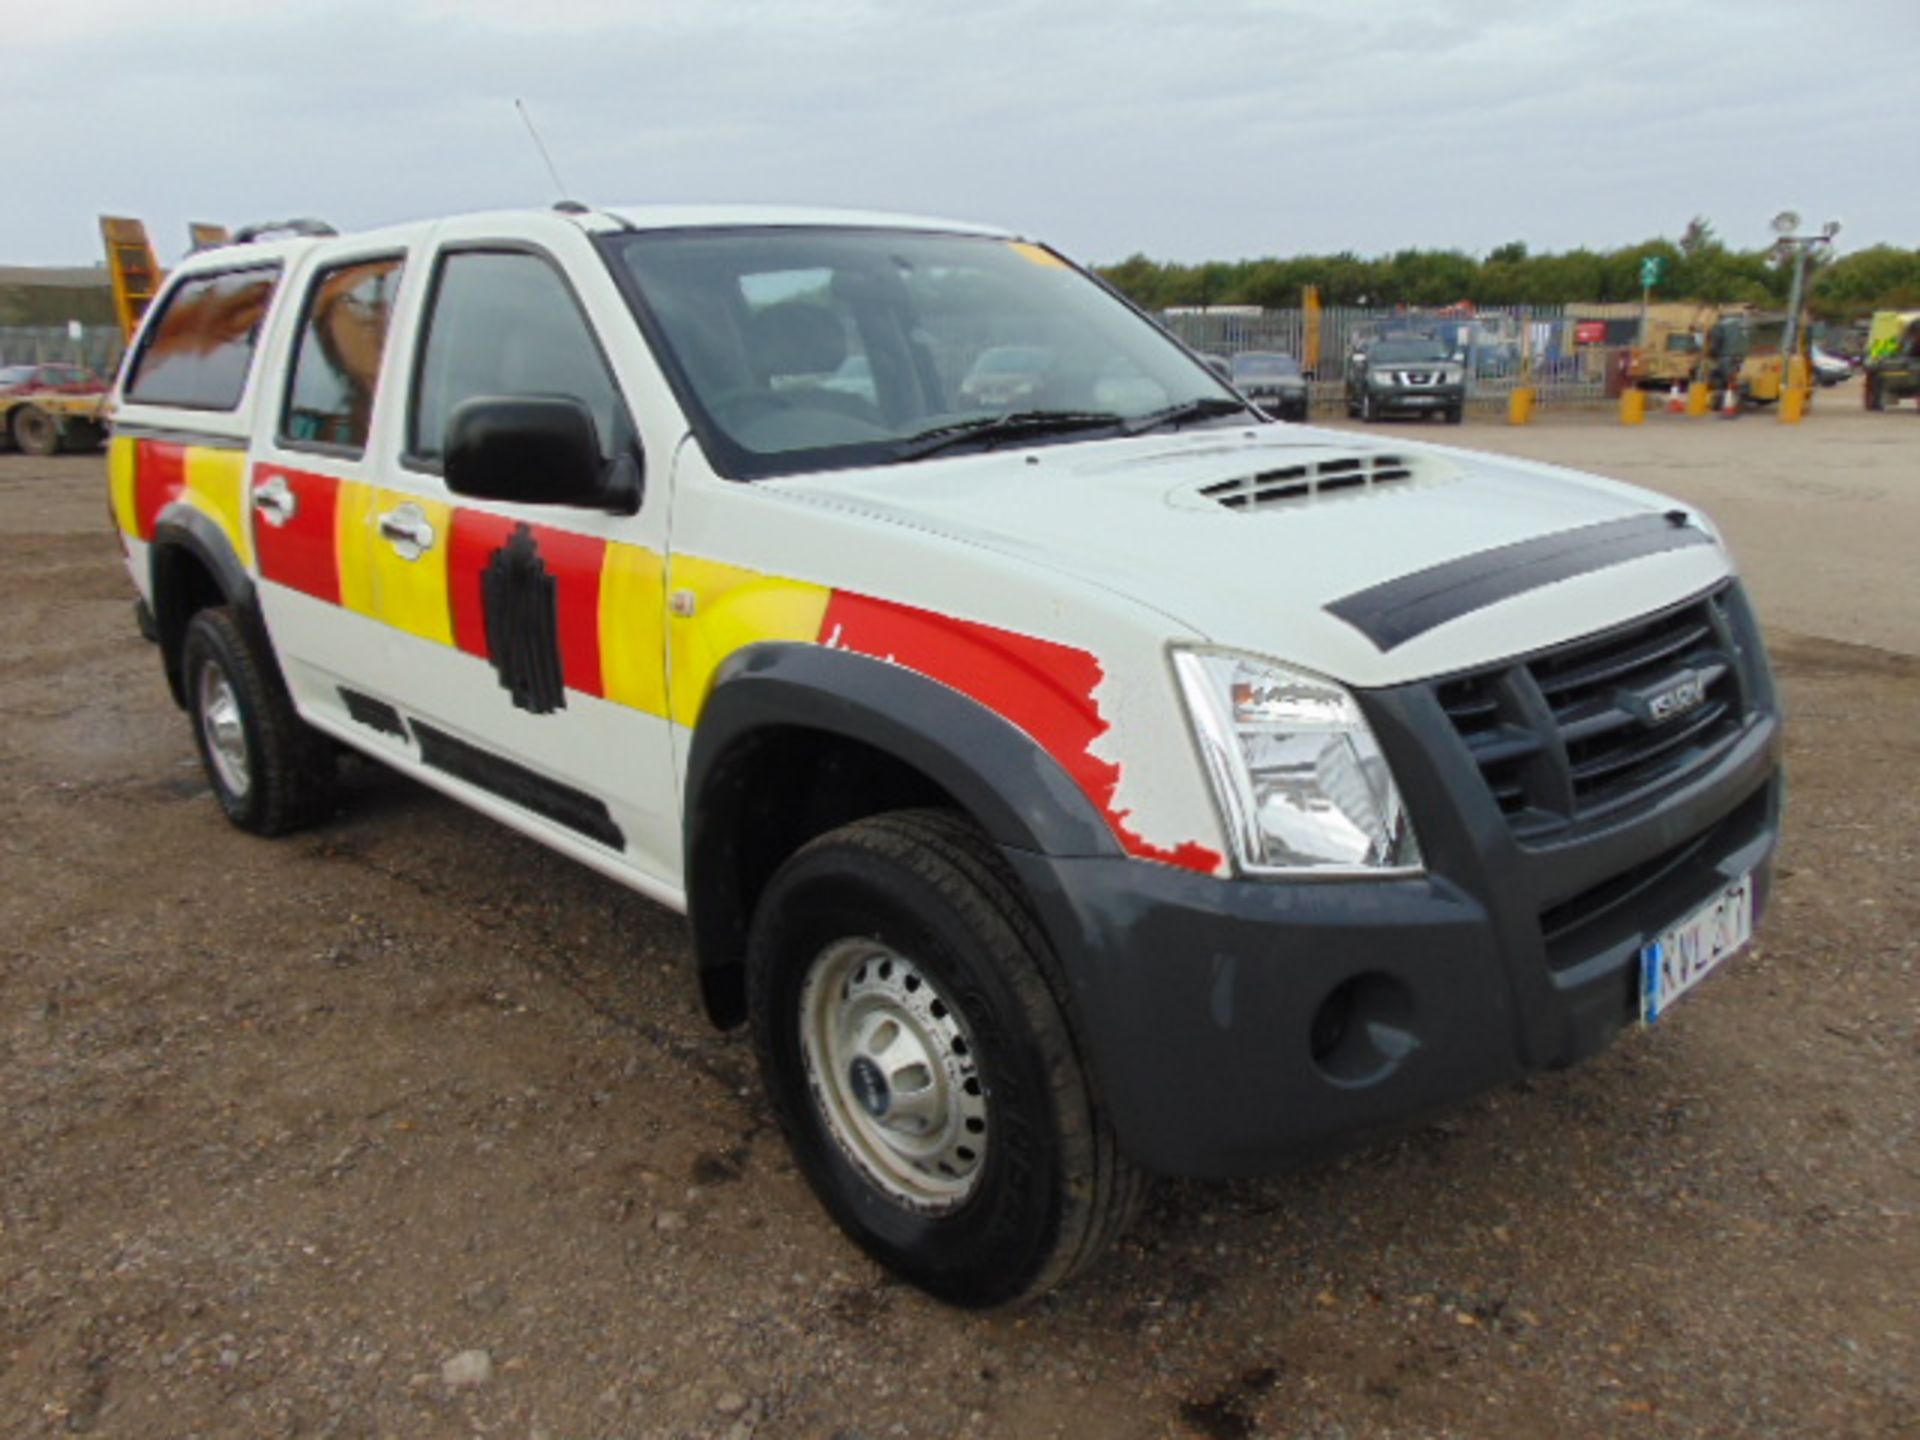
1326 513 1714 653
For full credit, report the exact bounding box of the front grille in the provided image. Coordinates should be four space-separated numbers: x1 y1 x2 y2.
1435 583 1757 840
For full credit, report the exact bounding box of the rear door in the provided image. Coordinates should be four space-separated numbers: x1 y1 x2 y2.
250 241 418 737
350 226 682 891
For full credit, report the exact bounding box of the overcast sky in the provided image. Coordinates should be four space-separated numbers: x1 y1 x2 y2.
8 0 1915 269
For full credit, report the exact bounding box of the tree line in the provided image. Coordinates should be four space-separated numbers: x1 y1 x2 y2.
1096 221 1920 320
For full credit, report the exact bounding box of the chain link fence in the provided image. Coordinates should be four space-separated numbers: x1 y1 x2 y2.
0 326 124 378
1159 306 1631 417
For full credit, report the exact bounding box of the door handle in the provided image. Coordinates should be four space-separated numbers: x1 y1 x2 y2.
252 473 298 528
377 503 436 561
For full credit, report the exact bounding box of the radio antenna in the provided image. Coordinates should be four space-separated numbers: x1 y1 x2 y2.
515 99 571 201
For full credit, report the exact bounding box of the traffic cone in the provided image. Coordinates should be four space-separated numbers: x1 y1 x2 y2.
1720 378 1740 418
1666 382 1685 413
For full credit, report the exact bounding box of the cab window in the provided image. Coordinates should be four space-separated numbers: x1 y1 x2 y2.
281 255 405 454
124 267 280 411
408 249 631 468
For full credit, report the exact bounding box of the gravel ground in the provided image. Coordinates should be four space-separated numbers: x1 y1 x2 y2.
1 402 1916 1439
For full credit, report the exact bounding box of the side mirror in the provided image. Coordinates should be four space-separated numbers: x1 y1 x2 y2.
444 396 641 515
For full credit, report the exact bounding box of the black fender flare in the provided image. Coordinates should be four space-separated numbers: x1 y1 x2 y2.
148 502 257 704
683 641 1123 1020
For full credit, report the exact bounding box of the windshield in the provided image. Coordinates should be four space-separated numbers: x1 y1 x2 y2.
606 228 1240 478
1232 353 1301 378
1370 338 1450 364
0 365 33 386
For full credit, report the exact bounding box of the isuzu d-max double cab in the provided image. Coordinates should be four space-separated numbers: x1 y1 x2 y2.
107 206 1781 1306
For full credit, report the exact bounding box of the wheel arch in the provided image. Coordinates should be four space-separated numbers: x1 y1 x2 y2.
683 642 1123 1028
148 504 257 706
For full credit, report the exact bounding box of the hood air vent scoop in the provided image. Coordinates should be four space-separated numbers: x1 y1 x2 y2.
1185 450 1453 513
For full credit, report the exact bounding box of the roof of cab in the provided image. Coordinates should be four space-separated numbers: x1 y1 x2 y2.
173 204 1020 269
592 204 1017 238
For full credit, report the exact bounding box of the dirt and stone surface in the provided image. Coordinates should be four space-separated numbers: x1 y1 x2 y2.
2 398 1916 1438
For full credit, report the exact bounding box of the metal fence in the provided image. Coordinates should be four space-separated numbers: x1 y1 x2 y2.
0 325 124 378
1159 306 1629 415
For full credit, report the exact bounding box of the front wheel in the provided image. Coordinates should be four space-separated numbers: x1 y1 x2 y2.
1865 376 1885 411
747 810 1142 1307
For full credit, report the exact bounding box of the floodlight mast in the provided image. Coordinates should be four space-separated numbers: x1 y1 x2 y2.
1771 211 1840 384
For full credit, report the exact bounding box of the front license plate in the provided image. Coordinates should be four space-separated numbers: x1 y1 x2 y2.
1640 874 1753 1023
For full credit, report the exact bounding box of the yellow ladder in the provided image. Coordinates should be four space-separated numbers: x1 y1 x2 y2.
98 216 163 341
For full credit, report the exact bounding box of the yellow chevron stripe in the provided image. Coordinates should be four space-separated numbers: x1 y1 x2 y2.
335 482 452 645
182 445 252 568
107 437 138 537
666 555 830 728
599 541 669 717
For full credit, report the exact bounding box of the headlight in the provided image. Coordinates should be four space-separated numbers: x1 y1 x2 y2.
1174 650 1422 876
1370 368 1397 386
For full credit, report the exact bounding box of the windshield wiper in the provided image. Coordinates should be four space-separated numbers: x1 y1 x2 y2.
1121 396 1254 436
890 409 1125 462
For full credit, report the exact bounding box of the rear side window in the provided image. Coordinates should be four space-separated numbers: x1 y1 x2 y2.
281 255 405 454
124 267 280 410
409 249 630 466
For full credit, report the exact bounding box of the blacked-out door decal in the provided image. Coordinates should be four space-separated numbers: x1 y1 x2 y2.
481 523 567 714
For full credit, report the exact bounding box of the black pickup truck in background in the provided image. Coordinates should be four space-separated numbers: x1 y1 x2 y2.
1344 331 1466 424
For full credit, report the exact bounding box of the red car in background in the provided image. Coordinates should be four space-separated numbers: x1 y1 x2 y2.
0 363 110 455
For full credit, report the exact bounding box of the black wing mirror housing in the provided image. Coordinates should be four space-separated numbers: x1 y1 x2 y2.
444 396 642 515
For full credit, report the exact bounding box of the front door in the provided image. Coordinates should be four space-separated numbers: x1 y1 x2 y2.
356 241 680 891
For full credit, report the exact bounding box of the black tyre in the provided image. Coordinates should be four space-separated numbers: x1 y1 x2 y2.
1865 376 1885 412
1445 403 1464 424
11 405 59 457
180 607 336 835
747 809 1143 1307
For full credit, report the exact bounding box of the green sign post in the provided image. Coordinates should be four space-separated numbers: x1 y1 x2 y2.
1638 255 1665 349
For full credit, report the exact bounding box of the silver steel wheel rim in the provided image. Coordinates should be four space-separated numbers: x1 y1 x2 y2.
197 661 250 799
798 938 989 1214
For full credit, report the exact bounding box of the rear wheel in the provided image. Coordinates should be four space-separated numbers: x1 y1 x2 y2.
10 405 59 457
1865 376 1885 411
747 809 1143 1307
181 607 336 835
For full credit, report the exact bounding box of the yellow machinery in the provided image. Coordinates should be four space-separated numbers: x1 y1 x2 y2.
1706 309 1810 408
99 219 232 340
99 217 163 341
1630 302 1719 390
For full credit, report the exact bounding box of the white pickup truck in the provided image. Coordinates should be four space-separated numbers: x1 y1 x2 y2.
107 205 1782 1306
